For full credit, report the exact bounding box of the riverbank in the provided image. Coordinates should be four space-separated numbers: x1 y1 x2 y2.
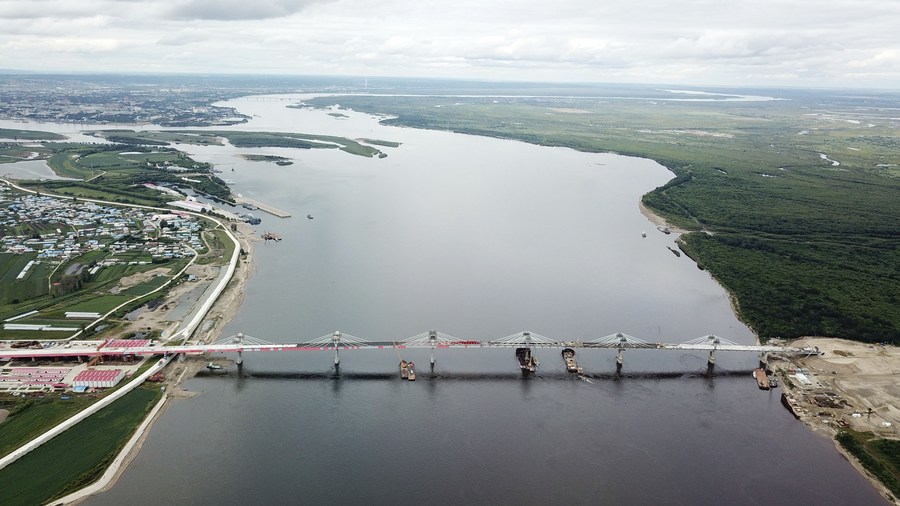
57 359 211 505
638 200 690 234
55 225 256 504
776 338 900 503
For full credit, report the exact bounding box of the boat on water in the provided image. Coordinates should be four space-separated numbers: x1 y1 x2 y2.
561 348 578 373
307 214 314 220
753 368 770 390
515 347 538 374
206 362 223 371
657 226 671 234
641 231 647 238
407 362 416 381
781 392 801 419
399 360 409 379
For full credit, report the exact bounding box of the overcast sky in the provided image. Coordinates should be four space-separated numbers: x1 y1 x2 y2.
1 0 898 88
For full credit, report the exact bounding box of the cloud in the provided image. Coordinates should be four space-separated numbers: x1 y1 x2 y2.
157 30 210 46
0 0 897 87
166 0 328 20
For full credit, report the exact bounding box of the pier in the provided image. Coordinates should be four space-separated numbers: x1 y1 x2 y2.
234 197 291 218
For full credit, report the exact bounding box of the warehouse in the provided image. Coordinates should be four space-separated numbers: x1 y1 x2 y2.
72 369 125 389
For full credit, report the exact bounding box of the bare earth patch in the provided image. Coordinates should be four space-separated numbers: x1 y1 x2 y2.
108 267 172 294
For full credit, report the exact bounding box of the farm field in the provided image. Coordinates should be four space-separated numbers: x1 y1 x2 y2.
0 386 162 506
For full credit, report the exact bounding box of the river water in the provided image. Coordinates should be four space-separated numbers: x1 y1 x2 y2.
4 96 884 504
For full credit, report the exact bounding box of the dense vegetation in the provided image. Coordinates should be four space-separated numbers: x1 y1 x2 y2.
836 430 900 498
305 90 900 342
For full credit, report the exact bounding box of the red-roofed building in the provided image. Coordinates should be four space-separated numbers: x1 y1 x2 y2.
73 369 125 388
105 339 150 348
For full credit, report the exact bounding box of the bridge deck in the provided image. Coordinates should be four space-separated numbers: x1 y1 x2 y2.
0 337 818 360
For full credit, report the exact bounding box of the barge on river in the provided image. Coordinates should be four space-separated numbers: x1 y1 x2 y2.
516 347 538 375
753 368 770 390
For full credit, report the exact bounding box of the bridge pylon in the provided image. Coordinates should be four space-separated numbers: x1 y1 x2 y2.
235 332 244 370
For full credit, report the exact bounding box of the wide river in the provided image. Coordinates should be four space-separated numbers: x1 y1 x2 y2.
5 95 884 504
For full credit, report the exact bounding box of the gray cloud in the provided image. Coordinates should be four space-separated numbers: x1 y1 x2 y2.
166 0 327 20
0 0 897 88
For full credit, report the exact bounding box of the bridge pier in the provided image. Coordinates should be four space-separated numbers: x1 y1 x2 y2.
616 348 624 371
429 330 437 366
235 332 244 370
706 349 716 374
332 331 342 366
758 352 769 370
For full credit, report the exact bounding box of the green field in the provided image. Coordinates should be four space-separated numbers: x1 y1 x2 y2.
0 143 51 164
0 396 96 458
196 227 235 265
837 430 900 498
0 253 49 305
88 129 225 146
27 143 232 204
0 254 186 339
199 130 388 158
0 387 162 506
304 91 900 342
0 128 66 141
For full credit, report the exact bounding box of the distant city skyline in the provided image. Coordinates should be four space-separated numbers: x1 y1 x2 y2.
1 0 898 89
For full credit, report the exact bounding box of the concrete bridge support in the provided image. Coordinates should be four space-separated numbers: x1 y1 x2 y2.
235 333 244 370
429 330 437 367
332 331 342 366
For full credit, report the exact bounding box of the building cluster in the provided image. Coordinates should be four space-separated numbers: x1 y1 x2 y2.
0 76 250 127
0 190 204 269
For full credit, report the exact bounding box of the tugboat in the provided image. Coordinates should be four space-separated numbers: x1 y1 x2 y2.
515 347 538 375
407 362 416 381
399 360 409 379
561 348 578 373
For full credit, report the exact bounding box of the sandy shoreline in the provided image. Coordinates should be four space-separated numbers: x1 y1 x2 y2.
638 200 690 234
639 200 758 344
58 221 258 504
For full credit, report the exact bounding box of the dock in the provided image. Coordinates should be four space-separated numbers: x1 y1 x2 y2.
235 197 291 218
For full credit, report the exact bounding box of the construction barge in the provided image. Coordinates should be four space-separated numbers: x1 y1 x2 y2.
399 360 416 381
753 368 770 390
515 347 538 375
561 348 583 375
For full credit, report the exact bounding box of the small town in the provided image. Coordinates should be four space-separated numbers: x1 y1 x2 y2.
0 187 203 266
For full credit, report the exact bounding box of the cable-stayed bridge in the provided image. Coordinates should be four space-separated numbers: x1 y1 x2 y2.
1 331 820 372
